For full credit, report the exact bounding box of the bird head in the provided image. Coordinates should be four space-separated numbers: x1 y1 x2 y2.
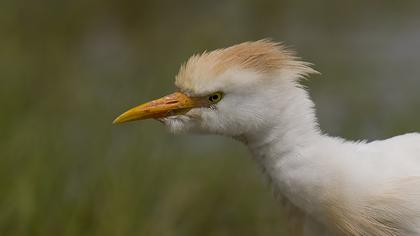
114 40 317 137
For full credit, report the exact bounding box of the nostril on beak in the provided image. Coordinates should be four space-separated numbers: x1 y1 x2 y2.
166 101 178 105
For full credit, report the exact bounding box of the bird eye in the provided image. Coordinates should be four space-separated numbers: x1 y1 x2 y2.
208 92 223 103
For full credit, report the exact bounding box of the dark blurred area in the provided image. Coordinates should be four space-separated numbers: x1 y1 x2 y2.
1 1 420 235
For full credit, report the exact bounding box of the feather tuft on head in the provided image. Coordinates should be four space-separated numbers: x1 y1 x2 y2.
175 39 318 94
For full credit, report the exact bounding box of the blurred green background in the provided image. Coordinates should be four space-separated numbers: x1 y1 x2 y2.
1 1 420 235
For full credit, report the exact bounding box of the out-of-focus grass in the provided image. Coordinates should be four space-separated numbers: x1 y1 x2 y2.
0 117 286 236
1 0 420 235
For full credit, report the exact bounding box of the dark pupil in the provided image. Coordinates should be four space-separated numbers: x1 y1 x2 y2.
210 95 219 101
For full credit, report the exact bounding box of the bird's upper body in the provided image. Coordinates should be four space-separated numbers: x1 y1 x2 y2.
114 40 420 236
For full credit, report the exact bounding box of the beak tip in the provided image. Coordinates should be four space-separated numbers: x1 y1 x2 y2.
112 115 125 124
113 111 139 124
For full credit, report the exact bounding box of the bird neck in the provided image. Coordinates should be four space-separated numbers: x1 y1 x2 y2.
239 85 330 216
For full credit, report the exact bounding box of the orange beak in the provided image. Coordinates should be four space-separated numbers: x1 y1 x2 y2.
113 92 208 124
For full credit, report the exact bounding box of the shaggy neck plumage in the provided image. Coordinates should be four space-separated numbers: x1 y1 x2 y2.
238 80 331 217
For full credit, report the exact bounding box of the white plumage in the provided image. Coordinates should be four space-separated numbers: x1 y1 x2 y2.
114 40 420 235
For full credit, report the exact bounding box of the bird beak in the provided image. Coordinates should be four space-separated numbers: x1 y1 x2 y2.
113 92 207 124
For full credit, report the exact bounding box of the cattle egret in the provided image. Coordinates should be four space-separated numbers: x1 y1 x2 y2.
114 40 420 235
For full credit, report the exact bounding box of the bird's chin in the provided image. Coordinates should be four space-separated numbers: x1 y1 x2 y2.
156 116 195 134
